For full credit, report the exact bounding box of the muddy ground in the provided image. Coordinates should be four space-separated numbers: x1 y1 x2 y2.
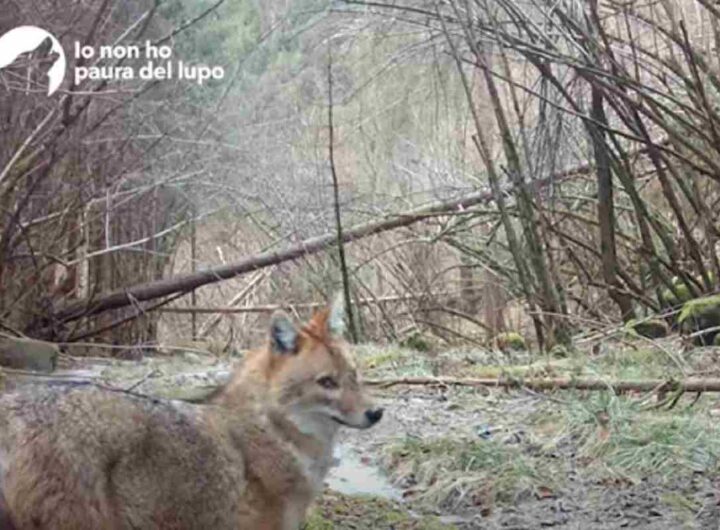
316 342 720 530
325 386 720 529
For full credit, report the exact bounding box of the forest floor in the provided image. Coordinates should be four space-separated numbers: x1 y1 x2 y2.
14 334 720 529
308 338 720 529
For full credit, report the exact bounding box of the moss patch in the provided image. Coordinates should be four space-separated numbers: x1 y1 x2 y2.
678 295 720 345
625 318 669 339
659 278 693 308
549 343 573 358
678 295 720 324
495 332 527 351
362 349 407 370
400 332 432 352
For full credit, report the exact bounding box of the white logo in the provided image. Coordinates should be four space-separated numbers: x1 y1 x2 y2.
0 25 66 96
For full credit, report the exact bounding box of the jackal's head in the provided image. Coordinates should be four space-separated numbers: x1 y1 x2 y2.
245 297 382 433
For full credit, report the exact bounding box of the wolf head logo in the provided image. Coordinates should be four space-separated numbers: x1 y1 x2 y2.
0 26 66 96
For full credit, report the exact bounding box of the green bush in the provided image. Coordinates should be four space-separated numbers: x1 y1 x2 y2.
678 295 720 345
495 332 527 351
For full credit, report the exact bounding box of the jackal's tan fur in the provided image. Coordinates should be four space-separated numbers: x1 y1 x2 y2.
0 301 382 530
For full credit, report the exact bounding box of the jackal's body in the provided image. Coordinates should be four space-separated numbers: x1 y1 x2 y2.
0 301 381 530
1 385 251 529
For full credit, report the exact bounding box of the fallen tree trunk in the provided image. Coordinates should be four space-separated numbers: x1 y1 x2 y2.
7 366 716 401
49 166 592 328
156 288 485 314
48 193 495 326
365 376 720 393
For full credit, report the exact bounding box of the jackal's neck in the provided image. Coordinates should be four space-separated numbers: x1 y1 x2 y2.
268 408 337 489
268 409 335 457
210 371 337 492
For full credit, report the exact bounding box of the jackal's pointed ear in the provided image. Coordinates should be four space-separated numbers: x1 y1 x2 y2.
328 293 346 337
270 310 298 354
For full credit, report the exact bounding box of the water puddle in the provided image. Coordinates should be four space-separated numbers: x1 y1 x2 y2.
325 444 401 500
53 368 104 379
5 366 105 389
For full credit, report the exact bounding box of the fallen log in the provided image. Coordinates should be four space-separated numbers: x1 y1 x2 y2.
50 193 498 325
364 376 720 393
156 288 485 314
6 364 717 402
49 165 591 328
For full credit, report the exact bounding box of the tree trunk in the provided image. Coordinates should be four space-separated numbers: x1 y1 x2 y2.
590 85 634 321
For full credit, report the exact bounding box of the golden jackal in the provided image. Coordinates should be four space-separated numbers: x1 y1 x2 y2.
0 300 382 530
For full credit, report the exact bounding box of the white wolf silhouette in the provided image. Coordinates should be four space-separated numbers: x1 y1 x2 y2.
0 26 66 95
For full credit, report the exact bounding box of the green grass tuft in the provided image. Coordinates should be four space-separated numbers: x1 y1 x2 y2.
559 393 720 481
384 436 553 510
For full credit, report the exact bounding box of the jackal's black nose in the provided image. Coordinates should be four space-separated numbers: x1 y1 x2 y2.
365 408 384 425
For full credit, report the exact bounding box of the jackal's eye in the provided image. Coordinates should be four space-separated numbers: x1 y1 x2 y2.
317 376 339 389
